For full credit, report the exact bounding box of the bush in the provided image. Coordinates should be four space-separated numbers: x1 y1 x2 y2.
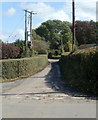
65 41 72 52
1 42 20 59
59 48 98 94
33 40 49 54
13 40 34 58
48 52 52 59
1 55 48 81
55 49 61 56
33 50 38 55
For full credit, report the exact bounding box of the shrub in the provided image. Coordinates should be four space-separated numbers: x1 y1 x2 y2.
65 41 72 52
59 48 98 94
55 49 61 56
13 40 33 58
48 52 52 59
1 55 48 81
33 40 49 54
1 42 20 59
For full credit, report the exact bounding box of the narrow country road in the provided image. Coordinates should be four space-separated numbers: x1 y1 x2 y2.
1 59 96 118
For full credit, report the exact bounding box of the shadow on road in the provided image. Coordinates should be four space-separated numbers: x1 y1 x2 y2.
44 60 97 100
1 60 97 100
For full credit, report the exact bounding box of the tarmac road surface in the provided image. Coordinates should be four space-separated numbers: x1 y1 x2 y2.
1 59 96 118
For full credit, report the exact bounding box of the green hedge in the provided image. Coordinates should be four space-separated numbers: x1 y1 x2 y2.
1 55 48 82
59 49 98 94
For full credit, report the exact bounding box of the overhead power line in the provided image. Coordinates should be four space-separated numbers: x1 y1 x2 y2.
24 9 37 53
6 14 24 43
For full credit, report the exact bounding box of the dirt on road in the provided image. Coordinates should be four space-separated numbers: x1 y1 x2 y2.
1 59 96 118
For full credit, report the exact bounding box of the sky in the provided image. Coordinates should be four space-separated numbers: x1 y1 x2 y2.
0 0 97 43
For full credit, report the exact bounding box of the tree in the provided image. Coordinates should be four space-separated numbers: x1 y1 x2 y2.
75 20 97 45
35 20 72 52
1 42 20 59
31 30 49 54
32 29 43 41
33 40 49 54
96 21 98 44
12 39 26 58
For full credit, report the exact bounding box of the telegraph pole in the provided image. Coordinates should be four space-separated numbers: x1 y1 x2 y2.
72 0 76 51
30 12 33 48
61 35 64 53
24 10 37 52
24 10 28 52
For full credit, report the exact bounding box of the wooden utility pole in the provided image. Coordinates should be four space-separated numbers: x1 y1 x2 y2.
24 10 37 52
25 10 28 52
72 0 76 51
30 12 33 48
61 35 64 53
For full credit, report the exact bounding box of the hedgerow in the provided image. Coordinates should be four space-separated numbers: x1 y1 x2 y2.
59 47 98 94
1 55 48 82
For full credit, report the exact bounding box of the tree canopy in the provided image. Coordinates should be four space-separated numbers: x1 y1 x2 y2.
75 20 97 45
35 20 72 52
1 19 98 59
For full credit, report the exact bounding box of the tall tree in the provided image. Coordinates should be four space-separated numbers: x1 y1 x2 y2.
75 20 97 45
35 20 72 51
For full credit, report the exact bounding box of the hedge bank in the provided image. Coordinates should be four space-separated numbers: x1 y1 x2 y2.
1 55 48 82
59 47 98 94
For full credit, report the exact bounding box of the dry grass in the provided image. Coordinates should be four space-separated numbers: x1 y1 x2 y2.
75 45 98 54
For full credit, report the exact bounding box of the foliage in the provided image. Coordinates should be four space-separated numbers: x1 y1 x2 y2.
1 55 48 81
65 41 72 52
13 39 39 58
1 42 20 59
32 29 44 41
59 47 98 94
13 31 49 57
96 22 98 44
33 40 49 54
75 20 97 45
13 39 26 58
35 20 72 52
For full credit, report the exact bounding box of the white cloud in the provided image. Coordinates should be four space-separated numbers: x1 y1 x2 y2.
20 2 70 26
5 8 16 16
75 1 96 21
16 29 24 40
0 29 24 43
9 29 25 42
34 23 42 29
1 1 96 41
0 33 8 43
75 0 97 3
20 1 96 28
63 0 96 21
48 10 70 21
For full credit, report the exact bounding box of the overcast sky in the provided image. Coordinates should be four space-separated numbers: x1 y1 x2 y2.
0 0 97 43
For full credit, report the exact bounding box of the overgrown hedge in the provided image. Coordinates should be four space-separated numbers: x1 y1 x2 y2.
59 48 98 94
1 55 48 82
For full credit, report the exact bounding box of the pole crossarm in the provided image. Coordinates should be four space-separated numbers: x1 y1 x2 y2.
24 9 37 51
